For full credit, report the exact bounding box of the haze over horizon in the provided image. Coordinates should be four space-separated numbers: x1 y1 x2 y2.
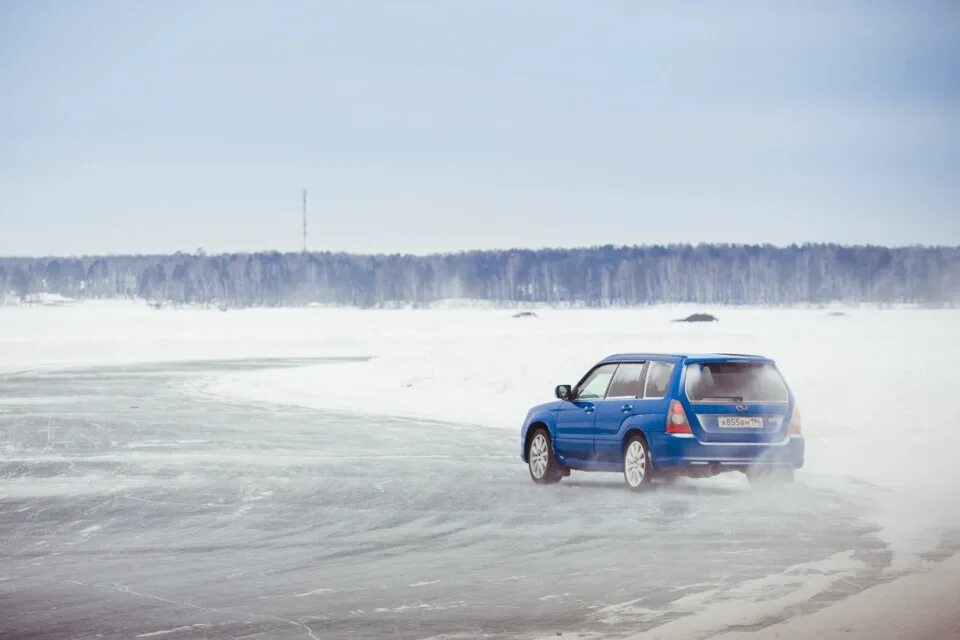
3 240 960 262
2 1 959 256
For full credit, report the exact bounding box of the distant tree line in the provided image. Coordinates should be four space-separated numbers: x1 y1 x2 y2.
1 244 958 307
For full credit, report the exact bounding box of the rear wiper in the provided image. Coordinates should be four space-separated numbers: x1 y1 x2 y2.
701 395 743 402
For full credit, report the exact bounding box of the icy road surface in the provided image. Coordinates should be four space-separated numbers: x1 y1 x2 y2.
0 359 902 639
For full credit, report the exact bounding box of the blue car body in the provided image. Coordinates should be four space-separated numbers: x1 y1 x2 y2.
521 353 804 480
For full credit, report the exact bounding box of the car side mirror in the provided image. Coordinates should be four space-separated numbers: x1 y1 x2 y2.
555 384 573 401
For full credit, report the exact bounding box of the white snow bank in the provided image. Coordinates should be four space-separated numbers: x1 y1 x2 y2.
0 301 368 373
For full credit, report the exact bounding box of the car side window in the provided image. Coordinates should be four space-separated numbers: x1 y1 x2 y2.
643 362 675 398
576 364 618 399
605 362 647 398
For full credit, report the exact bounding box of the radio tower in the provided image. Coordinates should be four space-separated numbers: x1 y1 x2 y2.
301 188 308 253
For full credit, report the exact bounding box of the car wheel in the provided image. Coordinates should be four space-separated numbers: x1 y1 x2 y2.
528 428 562 484
623 435 651 491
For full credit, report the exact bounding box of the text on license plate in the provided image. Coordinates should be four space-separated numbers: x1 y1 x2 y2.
717 416 764 428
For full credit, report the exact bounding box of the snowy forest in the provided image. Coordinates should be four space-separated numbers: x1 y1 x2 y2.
1 244 958 307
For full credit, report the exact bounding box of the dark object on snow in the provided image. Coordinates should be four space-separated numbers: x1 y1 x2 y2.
512 311 538 318
827 311 848 317
673 313 718 323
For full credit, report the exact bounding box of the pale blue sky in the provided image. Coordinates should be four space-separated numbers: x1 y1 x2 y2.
1 1 958 256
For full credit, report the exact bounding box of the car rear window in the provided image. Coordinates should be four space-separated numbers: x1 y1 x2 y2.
684 361 788 402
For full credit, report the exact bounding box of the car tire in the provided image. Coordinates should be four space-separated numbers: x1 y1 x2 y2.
623 435 652 491
527 428 562 484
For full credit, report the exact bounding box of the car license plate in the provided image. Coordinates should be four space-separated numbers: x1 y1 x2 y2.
718 416 764 428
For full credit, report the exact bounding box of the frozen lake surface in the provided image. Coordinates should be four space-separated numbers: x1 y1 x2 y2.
0 358 923 639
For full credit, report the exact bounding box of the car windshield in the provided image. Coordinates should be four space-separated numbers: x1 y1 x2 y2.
684 361 788 402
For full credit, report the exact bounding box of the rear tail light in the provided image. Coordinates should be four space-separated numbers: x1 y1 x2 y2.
666 400 693 435
788 403 802 435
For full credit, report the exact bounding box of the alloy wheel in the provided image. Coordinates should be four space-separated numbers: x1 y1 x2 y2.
529 433 548 479
624 440 647 488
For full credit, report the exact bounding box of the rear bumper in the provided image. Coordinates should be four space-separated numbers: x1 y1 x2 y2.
648 433 804 470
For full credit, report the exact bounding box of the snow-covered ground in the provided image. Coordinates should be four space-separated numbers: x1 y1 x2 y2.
3 302 959 556
2 301 959 637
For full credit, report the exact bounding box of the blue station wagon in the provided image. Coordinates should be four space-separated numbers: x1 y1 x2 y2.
521 353 803 490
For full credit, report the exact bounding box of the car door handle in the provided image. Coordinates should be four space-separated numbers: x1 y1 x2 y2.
584 406 594 414
621 404 633 412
